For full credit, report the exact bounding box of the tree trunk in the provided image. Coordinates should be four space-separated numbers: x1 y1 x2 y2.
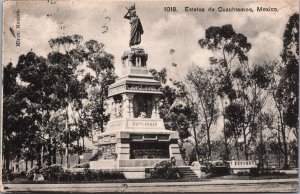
66 143 69 168
41 145 44 166
259 122 264 166
60 140 63 165
243 129 248 160
52 139 57 164
206 128 211 159
36 147 41 167
77 139 81 164
192 123 200 160
233 130 240 160
4 152 10 170
223 137 229 160
65 105 70 168
31 159 34 168
281 128 289 169
82 137 85 151
25 160 28 171
65 84 70 168
60 150 63 165
277 154 280 168
235 143 240 160
47 139 52 166
220 98 229 160
279 110 289 169
100 89 104 132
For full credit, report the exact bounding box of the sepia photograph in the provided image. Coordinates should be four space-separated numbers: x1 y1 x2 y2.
1 0 299 192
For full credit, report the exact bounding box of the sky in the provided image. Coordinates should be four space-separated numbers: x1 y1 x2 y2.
3 0 298 79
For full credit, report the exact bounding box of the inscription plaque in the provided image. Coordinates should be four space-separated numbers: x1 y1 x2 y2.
130 142 169 159
128 120 163 128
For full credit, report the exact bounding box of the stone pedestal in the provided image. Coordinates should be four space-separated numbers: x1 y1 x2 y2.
90 48 184 179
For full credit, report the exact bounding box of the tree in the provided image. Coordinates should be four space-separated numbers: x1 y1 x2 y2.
271 62 292 169
149 68 167 84
150 69 196 159
187 66 220 159
84 40 116 133
232 63 273 160
198 24 251 159
224 103 244 160
267 14 299 169
3 63 26 169
47 34 88 167
16 52 63 167
3 34 117 170
281 13 299 140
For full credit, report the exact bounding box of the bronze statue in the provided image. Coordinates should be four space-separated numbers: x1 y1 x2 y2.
124 5 144 47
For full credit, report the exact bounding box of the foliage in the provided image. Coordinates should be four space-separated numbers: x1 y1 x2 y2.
281 13 299 136
84 39 116 132
199 24 251 66
267 14 299 169
150 69 195 141
2 169 14 181
26 166 42 180
3 35 116 169
187 66 220 159
40 164 65 181
200 160 230 175
73 162 90 169
149 68 167 84
3 63 38 169
25 164 125 181
198 24 252 160
150 160 180 179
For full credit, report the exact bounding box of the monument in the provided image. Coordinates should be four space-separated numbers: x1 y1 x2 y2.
89 5 184 179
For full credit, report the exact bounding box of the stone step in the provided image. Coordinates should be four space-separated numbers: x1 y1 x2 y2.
179 173 197 175
179 174 198 177
178 171 197 174
178 171 194 174
176 167 198 179
180 175 197 177
178 170 194 172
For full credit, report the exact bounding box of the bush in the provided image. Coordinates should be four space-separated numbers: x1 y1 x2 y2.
11 171 27 179
24 164 126 182
26 166 41 180
200 161 230 176
237 171 250 176
200 161 214 173
150 160 180 179
40 164 65 181
259 169 286 176
64 169 125 181
73 162 90 169
20 171 27 178
2 169 13 181
102 170 126 179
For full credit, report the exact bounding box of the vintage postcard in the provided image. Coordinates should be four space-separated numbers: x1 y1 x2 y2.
2 0 299 192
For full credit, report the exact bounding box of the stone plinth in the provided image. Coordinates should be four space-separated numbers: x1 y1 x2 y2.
90 47 184 178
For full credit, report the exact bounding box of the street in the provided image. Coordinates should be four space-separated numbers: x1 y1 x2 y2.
3 179 298 193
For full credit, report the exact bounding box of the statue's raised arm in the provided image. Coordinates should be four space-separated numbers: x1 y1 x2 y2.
124 7 131 20
124 5 144 47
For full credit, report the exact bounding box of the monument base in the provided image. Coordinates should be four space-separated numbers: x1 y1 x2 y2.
90 124 184 179
90 158 184 169
88 165 146 179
